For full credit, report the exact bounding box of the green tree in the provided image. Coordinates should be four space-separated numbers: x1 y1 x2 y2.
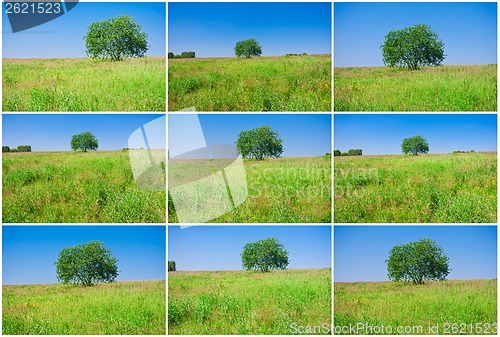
386 238 450 284
168 52 174 59
168 261 176 271
55 241 119 287
2 146 10 153
333 150 341 157
241 237 289 272
234 38 262 58
181 51 195 58
235 126 283 160
401 135 429 155
17 145 31 152
71 132 99 152
84 15 148 61
348 149 362 156
381 24 445 70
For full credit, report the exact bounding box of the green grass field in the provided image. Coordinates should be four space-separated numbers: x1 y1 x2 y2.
335 279 497 335
169 269 332 335
3 57 166 111
334 153 497 223
3 281 166 335
168 55 331 111
334 65 497 111
3 151 165 223
168 156 332 223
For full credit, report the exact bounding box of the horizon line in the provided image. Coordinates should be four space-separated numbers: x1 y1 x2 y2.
3 279 166 286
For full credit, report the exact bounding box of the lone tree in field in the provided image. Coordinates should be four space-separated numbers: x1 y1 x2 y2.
55 241 119 287
71 132 99 152
381 24 445 70
241 237 289 272
84 15 148 61
401 135 429 156
236 126 283 160
168 261 176 272
386 238 450 284
234 38 262 58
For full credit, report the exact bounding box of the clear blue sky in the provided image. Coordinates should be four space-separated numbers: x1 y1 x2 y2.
168 2 331 57
3 2 166 58
3 226 166 285
168 226 331 271
3 114 165 152
169 114 331 157
335 2 497 67
335 226 497 282
334 114 497 155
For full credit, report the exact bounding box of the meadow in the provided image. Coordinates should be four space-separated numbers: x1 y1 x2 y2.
3 57 166 111
335 279 497 335
3 280 166 335
334 65 497 111
169 269 332 335
3 151 165 223
168 156 332 223
334 153 497 223
168 55 331 111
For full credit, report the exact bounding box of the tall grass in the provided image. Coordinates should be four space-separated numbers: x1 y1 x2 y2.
168 55 331 111
168 156 332 223
335 279 497 335
334 153 497 223
3 57 166 111
3 151 166 223
3 281 166 335
169 269 332 335
334 65 497 111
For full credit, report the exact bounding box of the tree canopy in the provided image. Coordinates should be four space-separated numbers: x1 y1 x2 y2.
84 15 148 61
235 126 283 160
71 132 98 152
55 241 119 287
401 135 429 156
241 237 289 272
381 24 445 70
386 238 450 284
235 38 262 58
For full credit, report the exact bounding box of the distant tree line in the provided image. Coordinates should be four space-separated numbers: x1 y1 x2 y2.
3 145 31 153
334 149 362 157
168 51 196 59
285 52 308 57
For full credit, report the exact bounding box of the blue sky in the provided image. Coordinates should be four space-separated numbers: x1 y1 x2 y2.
168 2 331 57
3 2 166 58
3 226 166 285
168 226 331 271
335 2 497 67
334 114 497 155
3 114 165 152
335 226 497 282
169 114 331 157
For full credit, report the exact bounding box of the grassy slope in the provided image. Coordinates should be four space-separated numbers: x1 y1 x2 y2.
168 156 332 223
3 57 166 111
334 65 497 111
334 153 497 223
335 280 497 335
2 281 166 335
3 151 165 223
169 269 332 335
168 55 331 111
